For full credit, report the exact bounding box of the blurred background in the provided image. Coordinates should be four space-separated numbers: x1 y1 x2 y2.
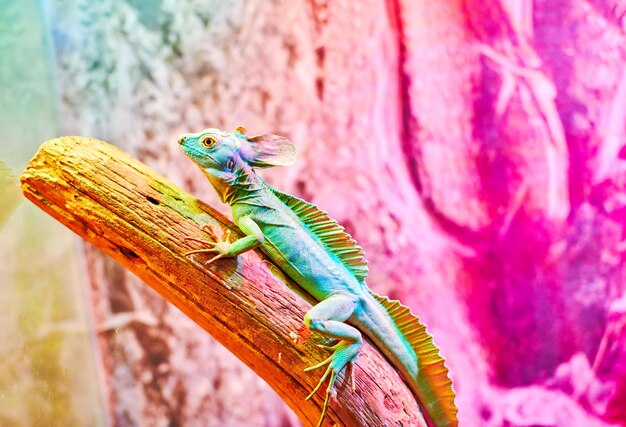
1 0 625 426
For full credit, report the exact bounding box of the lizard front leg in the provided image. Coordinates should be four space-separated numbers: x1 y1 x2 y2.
184 215 264 264
303 294 362 427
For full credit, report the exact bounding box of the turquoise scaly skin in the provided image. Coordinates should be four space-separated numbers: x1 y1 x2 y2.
178 127 457 427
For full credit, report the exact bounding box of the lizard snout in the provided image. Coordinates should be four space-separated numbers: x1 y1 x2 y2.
178 135 187 145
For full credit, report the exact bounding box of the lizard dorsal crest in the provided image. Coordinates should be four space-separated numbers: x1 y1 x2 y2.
369 291 458 426
270 188 369 283
244 133 296 168
233 126 247 138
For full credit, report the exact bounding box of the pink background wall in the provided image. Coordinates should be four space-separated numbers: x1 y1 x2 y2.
1 1 625 425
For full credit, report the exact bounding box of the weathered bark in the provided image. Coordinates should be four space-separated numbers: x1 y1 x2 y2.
20 136 427 427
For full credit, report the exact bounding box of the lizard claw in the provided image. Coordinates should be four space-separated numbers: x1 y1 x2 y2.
304 340 361 427
305 365 338 427
305 363 335 400
201 224 221 240
347 361 356 392
183 227 232 260
316 342 340 351
203 253 225 265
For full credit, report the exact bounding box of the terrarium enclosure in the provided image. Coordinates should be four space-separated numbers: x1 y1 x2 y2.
1 1 625 426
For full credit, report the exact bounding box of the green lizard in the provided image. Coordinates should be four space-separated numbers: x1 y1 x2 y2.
178 126 457 426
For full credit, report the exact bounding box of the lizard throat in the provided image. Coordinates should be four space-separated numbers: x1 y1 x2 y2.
221 168 265 205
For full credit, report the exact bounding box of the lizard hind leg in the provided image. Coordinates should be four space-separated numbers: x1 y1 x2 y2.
303 294 363 427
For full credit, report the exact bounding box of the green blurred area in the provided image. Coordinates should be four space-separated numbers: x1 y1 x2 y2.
0 0 105 425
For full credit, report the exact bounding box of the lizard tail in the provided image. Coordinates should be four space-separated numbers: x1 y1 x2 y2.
367 291 458 427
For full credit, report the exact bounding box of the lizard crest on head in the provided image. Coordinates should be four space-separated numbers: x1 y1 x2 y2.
178 126 296 202
178 126 296 171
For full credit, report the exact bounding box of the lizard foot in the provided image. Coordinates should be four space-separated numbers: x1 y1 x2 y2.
183 227 231 265
304 340 361 427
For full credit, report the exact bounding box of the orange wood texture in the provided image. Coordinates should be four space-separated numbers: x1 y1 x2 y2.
20 136 427 427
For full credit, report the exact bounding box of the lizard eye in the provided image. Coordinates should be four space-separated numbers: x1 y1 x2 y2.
201 136 217 148
227 158 235 170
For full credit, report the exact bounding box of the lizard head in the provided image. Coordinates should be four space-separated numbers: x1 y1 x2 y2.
178 126 296 200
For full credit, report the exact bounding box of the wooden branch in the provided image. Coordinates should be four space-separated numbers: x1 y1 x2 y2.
20 137 426 427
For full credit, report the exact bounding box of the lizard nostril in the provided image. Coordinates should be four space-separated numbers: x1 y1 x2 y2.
178 136 186 145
